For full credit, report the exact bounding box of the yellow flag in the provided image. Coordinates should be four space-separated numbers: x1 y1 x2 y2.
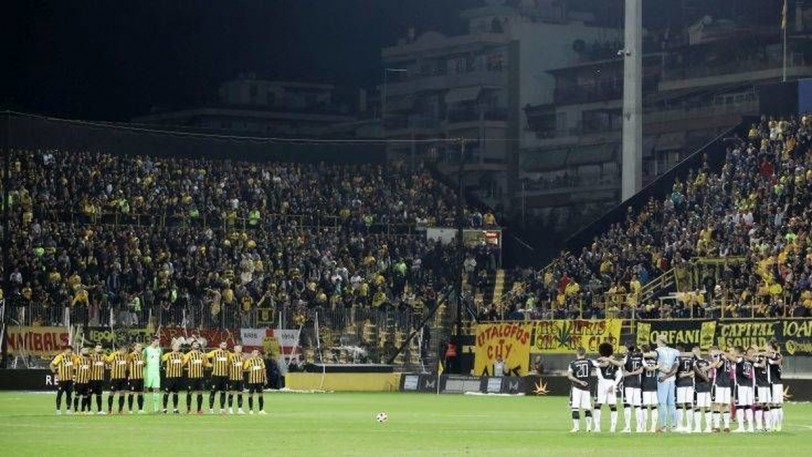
782 0 788 30
437 360 444 376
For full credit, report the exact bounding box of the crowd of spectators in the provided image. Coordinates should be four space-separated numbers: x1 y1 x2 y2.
2 150 497 331
494 115 812 320
7 150 476 229
9 112 808 331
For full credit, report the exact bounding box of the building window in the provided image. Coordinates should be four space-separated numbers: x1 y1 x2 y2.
487 53 503 71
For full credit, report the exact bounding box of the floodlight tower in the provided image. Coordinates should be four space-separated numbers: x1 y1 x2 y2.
621 0 643 201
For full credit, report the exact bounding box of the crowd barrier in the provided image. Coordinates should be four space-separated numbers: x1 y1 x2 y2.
4 326 301 362
3 304 427 342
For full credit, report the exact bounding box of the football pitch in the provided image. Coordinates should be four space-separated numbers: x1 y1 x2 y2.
0 391 809 456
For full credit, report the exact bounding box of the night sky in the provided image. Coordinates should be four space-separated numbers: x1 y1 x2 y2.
2 0 779 121
3 0 469 121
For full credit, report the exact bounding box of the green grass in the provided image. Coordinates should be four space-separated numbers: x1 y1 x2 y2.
0 391 809 456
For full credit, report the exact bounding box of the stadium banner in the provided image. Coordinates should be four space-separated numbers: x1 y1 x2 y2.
426 227 502 247
473 323 532 376
78 327 152 349
716 320 812 355
6 326 71 358
782 320 812 355
635 320 812 355
158 327 239 349
256 307 275 326
240 328 301 359
635 320 717 350
528 320 622 354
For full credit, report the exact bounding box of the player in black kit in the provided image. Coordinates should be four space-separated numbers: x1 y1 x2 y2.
710 346 734 432
641 344 659 432
691 346 713 433
753 345 773 432
593 343 621 433
766 340 783 431
621 344 645 433
733 346 756 433
675 345 695 432
567 348 598 433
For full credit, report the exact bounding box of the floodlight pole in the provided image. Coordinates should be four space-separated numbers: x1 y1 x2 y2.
621 0 643 201
454 139 466 373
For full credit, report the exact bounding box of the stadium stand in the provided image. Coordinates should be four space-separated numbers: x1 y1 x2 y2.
1 149 500 365
495 115 812 321
4 114 812 369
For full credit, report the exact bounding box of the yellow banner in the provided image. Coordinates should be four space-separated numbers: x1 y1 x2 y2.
529 320 622 354
473 323 532 376
6 326 71 357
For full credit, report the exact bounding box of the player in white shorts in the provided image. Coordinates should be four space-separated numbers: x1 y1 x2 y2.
567 348 598 432
733 346 756 433
593 342 622 433
766 340 783 431
691 346 713 433
674 345 695 433
710 346 734 432
620 344 644 432
599 342 647 433
753 345 773 432
640 346 659 432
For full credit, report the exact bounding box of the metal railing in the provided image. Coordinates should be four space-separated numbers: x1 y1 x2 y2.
21 208 432 235
3 301 433 337
662 54 810 81
473 282 797 323
639 268 675 304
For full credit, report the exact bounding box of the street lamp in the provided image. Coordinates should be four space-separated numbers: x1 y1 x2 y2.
381 67 409 137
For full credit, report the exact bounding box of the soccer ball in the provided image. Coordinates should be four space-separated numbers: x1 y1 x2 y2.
376 412 388 423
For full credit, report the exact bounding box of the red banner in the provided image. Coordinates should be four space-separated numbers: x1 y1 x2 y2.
158 328 240 349
6 327 71 357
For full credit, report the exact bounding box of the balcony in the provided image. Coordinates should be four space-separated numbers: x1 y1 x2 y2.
553 76 659 106
520 143 618 172
527 123 621 144
446 107 508 124
663 53 808 81
660 54 812 91
644 98 759 125
385 70 508 97
522 175 621 197
383 115 443 135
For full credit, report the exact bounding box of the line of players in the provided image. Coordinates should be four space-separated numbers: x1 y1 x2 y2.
50 339 269 416
567 340 784 433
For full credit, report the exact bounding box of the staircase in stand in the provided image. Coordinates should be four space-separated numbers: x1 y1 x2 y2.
491 269 505 311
